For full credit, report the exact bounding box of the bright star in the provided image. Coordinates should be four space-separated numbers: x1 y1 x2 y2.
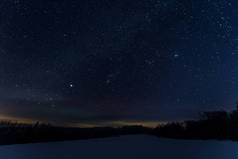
174 53 179 58
69 84 74 88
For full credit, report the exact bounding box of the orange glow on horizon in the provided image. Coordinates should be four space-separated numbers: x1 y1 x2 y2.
0 114 167 128
70 120 167 128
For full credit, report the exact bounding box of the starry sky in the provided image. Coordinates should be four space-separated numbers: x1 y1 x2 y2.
0 0 237 127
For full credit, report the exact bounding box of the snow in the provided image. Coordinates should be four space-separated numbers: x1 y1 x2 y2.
0 135 237 159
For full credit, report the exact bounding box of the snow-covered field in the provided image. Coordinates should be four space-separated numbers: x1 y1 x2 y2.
0 135 237 159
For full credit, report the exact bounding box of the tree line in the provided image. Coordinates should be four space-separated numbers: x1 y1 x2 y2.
153 103 238 140
1 103 238 145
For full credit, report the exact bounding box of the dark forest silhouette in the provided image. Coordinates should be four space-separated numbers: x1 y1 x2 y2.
153 103 238 140
0 122 152 145
1 103 238 145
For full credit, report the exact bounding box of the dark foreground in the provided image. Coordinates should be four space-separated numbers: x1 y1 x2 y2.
0 122 153 145
0 135 237 159
1 105 238 145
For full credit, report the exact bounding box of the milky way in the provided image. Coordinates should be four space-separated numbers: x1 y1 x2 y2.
0 0 237 126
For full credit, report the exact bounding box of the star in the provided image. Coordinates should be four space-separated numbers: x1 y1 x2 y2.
174 53 180 58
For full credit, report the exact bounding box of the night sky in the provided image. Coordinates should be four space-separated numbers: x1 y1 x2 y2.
0 0 237 127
